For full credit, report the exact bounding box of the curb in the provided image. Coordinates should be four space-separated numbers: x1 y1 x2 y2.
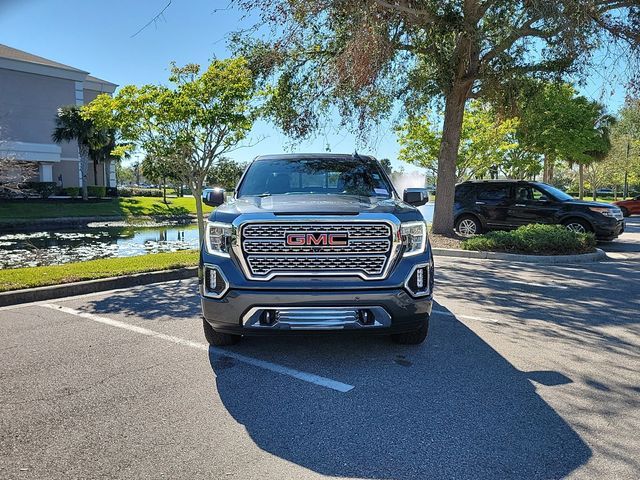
0 267 198 308
432 247 607 264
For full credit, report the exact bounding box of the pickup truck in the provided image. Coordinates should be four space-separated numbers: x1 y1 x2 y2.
199 153 434 346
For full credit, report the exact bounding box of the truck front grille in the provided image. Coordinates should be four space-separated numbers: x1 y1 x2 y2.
239 222 395 280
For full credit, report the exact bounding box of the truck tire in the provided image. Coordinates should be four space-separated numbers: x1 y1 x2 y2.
391 316 429 345
203 318 241 346
620 206 630 218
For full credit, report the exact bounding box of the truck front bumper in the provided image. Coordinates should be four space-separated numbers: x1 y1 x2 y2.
201 287 432 336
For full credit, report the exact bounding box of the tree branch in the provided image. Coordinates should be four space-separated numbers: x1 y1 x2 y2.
373 0 437 22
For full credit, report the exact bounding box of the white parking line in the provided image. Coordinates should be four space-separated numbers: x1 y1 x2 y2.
437 279 568 290
41 303 355 394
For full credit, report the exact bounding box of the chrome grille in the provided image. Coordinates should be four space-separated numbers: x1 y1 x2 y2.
239 222 394 279
244 239 390 254
247 255 388 276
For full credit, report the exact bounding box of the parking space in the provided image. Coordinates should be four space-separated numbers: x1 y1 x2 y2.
1 257 639 479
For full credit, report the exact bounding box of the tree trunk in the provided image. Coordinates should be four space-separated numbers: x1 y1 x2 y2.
193 180 206 246
79 148 88 201
624 171 628 199
578 164 584 200
547 159 554 185
162 177 167 204
431 83 469 235
93 159 98 187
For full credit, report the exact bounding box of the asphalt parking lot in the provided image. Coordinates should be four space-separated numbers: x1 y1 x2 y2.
1 228 639 479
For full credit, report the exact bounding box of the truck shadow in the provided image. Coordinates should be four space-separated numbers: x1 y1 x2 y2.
207 304 591 479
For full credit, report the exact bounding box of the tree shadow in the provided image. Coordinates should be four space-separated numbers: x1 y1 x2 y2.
82 279 200 321
207 304 591 479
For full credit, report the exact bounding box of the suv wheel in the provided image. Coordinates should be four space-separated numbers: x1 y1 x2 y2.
562 218 592 234
620 207 630 218
455 215 482 236
203 318 241 346
391 316 429 345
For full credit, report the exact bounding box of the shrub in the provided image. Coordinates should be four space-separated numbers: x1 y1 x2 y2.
64 187 80 198
118 187 163 197
24 181 57 198
87 186 106 198
461 224 596 255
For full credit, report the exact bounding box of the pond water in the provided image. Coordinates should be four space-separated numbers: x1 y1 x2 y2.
0 223 200 269
0 203 435 269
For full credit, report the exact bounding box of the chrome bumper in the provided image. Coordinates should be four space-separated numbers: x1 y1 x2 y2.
241 306 392 330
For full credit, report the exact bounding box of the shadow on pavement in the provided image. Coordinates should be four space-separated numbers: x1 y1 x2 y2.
207 304 591 479
83 279 201 321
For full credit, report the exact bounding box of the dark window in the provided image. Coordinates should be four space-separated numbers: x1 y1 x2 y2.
237 157 393 198
455 184 473 202
476 185 511 201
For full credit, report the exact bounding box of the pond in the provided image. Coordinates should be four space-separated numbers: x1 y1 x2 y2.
0 204 435 269
0 223 200 269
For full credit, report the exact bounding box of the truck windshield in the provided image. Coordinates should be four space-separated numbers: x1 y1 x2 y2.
237 157 394 198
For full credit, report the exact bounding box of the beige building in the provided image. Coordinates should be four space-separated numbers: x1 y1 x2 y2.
0 44 117 188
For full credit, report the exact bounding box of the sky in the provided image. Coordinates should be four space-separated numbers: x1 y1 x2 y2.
0 0 632 169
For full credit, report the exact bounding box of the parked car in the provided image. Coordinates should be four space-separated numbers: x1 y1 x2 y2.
614 195 640 217
596 188 614 195
200 153 433 346
454 180 625 240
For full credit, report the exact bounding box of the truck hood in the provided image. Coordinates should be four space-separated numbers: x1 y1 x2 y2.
211 194 422 223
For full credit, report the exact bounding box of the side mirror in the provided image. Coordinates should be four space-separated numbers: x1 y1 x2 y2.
403 188 429 207
203 189 225 207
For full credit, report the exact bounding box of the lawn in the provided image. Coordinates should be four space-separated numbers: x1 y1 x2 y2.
0 196 213 221
0 251 199 292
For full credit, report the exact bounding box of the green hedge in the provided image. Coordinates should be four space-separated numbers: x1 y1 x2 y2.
64 187 80 198
87 186 106 198
461 224 596 255
118 187 163 197
24 181 57 198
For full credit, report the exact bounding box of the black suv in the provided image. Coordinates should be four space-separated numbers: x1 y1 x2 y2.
454 180 625 240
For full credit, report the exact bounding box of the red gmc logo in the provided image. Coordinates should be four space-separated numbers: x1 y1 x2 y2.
285 232 349 247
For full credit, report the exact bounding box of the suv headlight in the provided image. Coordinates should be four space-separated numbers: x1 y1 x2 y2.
205 222 233 257
589 207 617 218
401 221 427 257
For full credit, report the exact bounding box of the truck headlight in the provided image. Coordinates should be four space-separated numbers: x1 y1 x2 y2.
401 221 427 257
205 222 233 257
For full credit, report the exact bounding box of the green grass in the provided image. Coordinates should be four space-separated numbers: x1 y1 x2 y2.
0 196 213 221
0 251 199 292
461 224 596 255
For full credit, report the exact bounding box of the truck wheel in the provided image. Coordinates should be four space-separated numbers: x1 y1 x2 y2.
620 207 630 218
391 316 429 345
203 318 241 346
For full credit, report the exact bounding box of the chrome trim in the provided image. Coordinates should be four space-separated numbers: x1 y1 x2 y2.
230 214 403 281
202 264 230 299
242 305 392 330
404 262 431 298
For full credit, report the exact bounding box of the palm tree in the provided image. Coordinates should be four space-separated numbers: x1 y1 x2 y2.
52 105 106 201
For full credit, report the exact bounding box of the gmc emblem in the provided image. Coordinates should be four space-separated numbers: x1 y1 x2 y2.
285 232 349 247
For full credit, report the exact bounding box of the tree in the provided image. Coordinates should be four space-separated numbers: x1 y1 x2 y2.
84 58 256 241
379 158 393 174
205 157 248 191
141 155 182 203
116 162 135 186
612 98 640 197
235 0 639 233
397 102 519 181
517 83 612 198
52 105 108 201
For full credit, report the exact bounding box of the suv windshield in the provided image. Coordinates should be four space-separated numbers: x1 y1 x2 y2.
535 183 574 202
237 157 394 198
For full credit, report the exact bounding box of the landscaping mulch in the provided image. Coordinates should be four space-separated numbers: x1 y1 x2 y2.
429 233 464 250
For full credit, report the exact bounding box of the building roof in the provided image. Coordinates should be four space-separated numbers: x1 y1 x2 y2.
0 43 88 74
0 44 116 88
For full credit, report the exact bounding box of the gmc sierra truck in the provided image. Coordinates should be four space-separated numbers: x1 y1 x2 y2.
199 153 434 346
